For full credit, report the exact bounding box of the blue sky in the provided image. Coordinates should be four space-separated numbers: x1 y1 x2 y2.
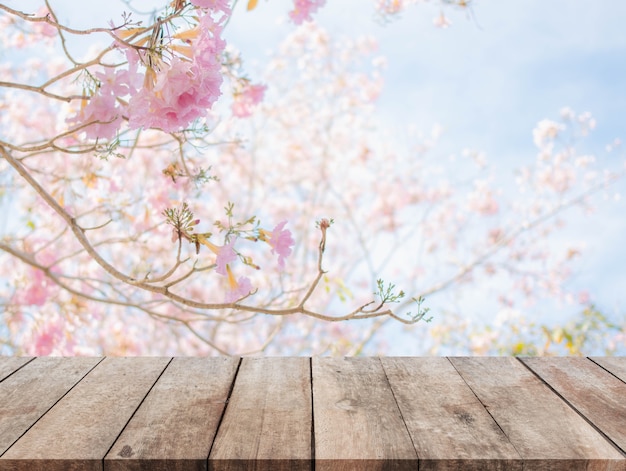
223 1 626 146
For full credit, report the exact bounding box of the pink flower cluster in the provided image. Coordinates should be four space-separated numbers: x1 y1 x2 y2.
196 220 294 302
190 0 230 9
69 3 230 137
289 0 326 24
16 268 52 306
196 236 252 302
467 180 499 215
32 320 66 355
73 66 138 139
232 83 266 118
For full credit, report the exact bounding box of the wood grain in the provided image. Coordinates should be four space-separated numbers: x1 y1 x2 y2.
522 357 626 455
105 357 239 471
0 357 32 382
208 357 311 471
450 357 626 470
381 357 522 471
313 357 417 471
0 357 170 471
591 357 626 383
0 356 624 470
0 357 100 456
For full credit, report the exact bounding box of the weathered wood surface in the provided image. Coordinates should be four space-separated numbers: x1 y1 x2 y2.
0 357 32 382
0 357 101 456
381 357 522 471
1 357 170 471
450 357 625 470
209 357 312 471
521 357 626 458
592 356 626 383
106 357 239 471
0 356 624 471
313 357 417 470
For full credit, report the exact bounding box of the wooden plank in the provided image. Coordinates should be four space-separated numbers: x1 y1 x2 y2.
450 357 626 470
591 357 626 383
0 357 170 471
0 357 32 382
381 357 522 471
313 357 417 471
209 357 311 471
0 357 100 456
105 357 239 471
522 357 626 455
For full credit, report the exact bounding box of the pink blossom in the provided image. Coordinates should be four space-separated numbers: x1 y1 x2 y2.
191 0 231 14
192 13 228 69
467 180 499 215
195 236 238 275
224 265 253 302
289 0 326 24
18 269 51 306
128 56 221 132
95 65 137 97
108 12 224 134
536 164 575 193
33 7 57 38
533 119 564 148
578 290 591 305
260 220 294 270
376 0 404 16
67 66 136 139
433 12 452 28
71 93 121 140
195 235 235 275
126 12 225 132
214 240 237 275
32 321 64 355
232 83 266 118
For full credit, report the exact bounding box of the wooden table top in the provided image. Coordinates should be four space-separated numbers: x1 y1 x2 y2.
0 356 624 470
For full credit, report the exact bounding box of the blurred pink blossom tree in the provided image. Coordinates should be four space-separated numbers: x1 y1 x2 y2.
0 0 624 355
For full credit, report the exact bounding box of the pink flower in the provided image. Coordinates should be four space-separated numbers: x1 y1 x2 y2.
67 66 137 139
578 290 591 305
260 220 294 270
192 13 228 69
232 83 266 118
376 0 404 16
33 7 57 38
128 56 222 132
224 265 253 302
96 65 138 97
71 93 122 140
32 321 64 355
433 12 452 28
18 268 51 306
126 11 226 132
289 0 326 24
198 237 238 275
191 0 231 14
467 181 499 215
214 240 237 275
